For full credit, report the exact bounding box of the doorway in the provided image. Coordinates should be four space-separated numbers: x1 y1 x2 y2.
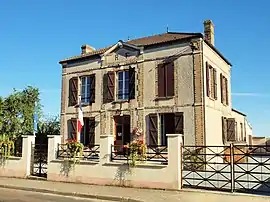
114 115 130 146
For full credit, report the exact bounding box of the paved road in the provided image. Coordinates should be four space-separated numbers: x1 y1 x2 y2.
0 188 109 202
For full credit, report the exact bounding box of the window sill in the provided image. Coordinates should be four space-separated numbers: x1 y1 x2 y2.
74 103 94 108
112 99 131 104
154 96 174 101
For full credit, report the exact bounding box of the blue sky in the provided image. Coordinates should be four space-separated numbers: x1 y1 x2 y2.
0 0 269 136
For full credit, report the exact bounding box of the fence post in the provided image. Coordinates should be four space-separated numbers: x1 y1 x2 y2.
47 135 62 163
230 143 235 192
167 134 183 190
22 135 35 177
100 135 114 164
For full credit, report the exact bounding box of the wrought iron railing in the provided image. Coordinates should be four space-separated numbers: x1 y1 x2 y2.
233 145 270 193
57 144 100 161
111 145 168 164
182 144 270 194
182 145 233 191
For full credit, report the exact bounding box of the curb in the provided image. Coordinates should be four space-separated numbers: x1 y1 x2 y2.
0 184 143 202
181 188 270 199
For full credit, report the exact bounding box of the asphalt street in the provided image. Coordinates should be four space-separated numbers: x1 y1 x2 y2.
0 188 111 202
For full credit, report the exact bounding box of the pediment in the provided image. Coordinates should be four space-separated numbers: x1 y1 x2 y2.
101 40 143 64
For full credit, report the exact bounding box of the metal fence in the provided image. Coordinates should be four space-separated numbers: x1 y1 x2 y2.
182 144 270 194
111 145 168 164
57 144 100 161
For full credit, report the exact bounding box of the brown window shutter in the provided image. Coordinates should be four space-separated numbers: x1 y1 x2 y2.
68 118 77 141
88 117 95 146
225 77 228 105
89 74 95 103
129 67 136 100
103 71 115 103
220 73 223 104
213 68 217 100
158 64 165 97
222 117 227 144
235 121 238 140
148 114 158 146
206 62 210 97
222 117 225 144
227 118 236 141
174 112 184 135
166 62 174 96
69 77 78 106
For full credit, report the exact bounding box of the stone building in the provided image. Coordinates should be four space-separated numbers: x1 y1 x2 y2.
59 20 252 147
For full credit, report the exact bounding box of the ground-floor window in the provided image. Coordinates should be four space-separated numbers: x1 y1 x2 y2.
67 117 95 146
148 112 184 146
80 117 95 146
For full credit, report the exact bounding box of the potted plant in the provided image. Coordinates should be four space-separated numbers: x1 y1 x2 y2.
126 127 147 167
66 138 84 165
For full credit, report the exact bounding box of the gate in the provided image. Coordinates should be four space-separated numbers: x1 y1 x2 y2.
182 144 270 194
31 143 48 178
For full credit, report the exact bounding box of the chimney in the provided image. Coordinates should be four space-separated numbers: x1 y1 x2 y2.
81 44 96 55
203 20 215 46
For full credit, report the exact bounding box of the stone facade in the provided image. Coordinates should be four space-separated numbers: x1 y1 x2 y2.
59 30 251 147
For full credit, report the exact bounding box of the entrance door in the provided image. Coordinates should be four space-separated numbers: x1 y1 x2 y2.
114 115 130 146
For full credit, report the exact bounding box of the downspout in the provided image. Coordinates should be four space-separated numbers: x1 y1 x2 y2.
191 46 196 145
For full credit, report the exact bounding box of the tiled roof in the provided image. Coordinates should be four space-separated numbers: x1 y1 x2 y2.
59 32 202 63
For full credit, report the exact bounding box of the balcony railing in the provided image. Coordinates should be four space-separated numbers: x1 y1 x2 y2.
57 144 100 161
111 144 168 164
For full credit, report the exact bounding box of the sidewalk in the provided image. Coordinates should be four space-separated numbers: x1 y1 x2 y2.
0 177 268 202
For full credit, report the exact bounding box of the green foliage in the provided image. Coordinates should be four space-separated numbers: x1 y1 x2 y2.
37 115 60 135
66 139 84 166
0 134 14 159
0 86 42 140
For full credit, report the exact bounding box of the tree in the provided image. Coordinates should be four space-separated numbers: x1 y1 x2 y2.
0 86 42 140
38 115 60 135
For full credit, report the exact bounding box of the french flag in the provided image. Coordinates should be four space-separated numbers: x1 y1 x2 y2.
77 96 84 139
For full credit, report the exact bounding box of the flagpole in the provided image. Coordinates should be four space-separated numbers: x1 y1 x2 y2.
33 102 38 137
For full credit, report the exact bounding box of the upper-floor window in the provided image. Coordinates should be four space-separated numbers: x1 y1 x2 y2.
81 76 91 104
103 67 135 103
157 62 174 97
68 74 95 106
206 62 217 100
118 71 129 100
220 73 228 105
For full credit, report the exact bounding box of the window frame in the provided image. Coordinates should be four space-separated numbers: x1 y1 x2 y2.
117 70 130 100
80 75 92 104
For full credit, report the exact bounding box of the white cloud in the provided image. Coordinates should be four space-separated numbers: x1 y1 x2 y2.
232 92 270 97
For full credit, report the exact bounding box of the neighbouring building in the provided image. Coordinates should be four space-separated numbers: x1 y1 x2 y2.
59 20 252 147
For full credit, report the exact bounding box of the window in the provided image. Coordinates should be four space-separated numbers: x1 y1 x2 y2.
80 117 95 146
220 74 228 105
148 113 183 146
206 62 217 100
118 71 129 100
157 62 174 97
81 76 91 104
160 114 175 146
80 75 95 104
240 123 243 141
222 117 236 142
103 68 135 103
